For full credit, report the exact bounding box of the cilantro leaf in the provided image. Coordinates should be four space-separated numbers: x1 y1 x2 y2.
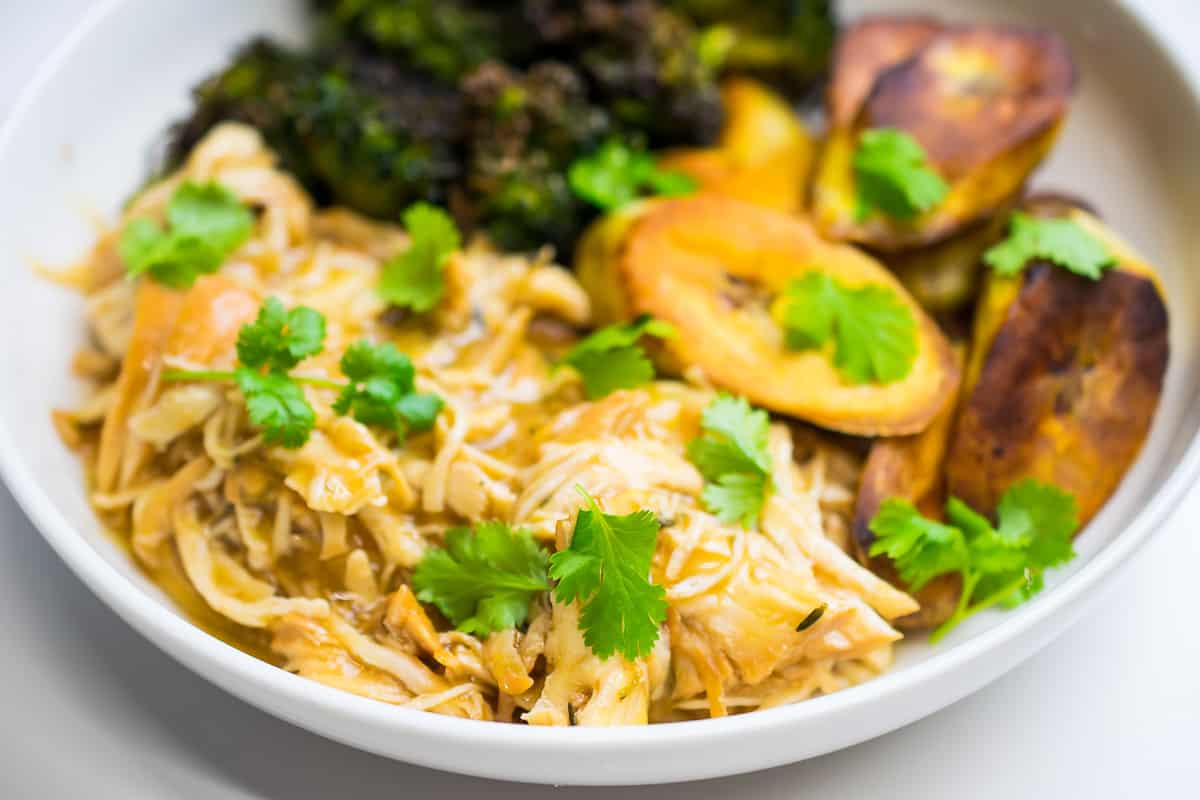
332 340 443 437
163 298 323 448
412 522 551 636
378 203 461 312
568 140 697 211
118 218 173 278
995 479 1078 569
691 393 771 474
701 473 769 530
394 392 444 433
853 128 948 221
778 273 917 385
944 496 1028 578
165 299 447 448
236 297 326 372
234 367 316 449
549 489 667 660
562 315 677 400
167 181 256 253
120 181 253 289
984 211 1116 280
869 479 1081 641
869 498 970 591
687 394 772 527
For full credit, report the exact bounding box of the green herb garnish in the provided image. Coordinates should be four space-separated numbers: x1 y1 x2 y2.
236 297 326 372
332 340 443 438
687 394 773 528
233 368 318 449
162 299 441 448
984 211 1116 279
869 479 1080 642
379 203 462 312
562 315 676 400
568 140 697 211
120 181 254 289
853 128 948 221
412 522 551 636
778 273 917 385
549 487 667 660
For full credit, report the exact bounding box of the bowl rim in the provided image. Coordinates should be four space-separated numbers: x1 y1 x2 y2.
2 0 1198 772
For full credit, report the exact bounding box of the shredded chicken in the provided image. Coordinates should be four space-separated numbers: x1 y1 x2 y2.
55 123 913 726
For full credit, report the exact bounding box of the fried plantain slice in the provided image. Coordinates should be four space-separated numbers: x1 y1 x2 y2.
946 205 1169 524
813 22 1076 251
886 215 1004 314
888 193 1102 315
576 195 961 435
852 345 965 630
828 16 944 128
658 79 816 214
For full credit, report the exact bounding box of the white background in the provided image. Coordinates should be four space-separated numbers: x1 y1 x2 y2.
1 1 1197 797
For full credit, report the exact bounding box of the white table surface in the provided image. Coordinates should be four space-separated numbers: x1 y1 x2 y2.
2 2 1198 797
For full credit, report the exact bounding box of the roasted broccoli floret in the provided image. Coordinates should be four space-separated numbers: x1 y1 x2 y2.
461 61 612 252
164 39 466 216
296 48 466 214
520 0 724 146
165 1 789 254
312 0 523 83
164 39 317 186
672 0 837 92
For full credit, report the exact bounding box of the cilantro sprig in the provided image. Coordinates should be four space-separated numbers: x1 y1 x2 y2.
236 298 326 372
777 273 917 385
853 128 948 221
162 299 442 448
562 315 677 400
232 369 318 448
162 298 333 447
333 341 444 438
869 479 1080 642
687 394 773 527
568 140 697 211
379 203 462 312
412 522 551 636
549 487 668 660
984 211 1116 279
120 181 254 289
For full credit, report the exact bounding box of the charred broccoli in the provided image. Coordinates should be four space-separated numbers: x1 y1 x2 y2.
297 46 466 214
460 61 612 252
164 39 317 187
522 0 724 146
164 39 465 216
311 0 521 83
319 0 725 147
672 0 837 92
164 1 833 256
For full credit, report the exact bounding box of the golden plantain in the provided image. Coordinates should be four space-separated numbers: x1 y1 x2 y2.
658 79 816 214
813 20 1076 251
886 215 1004 315
852 346 965 630
576 195 961 436
827 16 944 129
947 203 1169 524
886 194 1100 315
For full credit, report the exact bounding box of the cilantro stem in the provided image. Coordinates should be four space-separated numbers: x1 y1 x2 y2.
929 572 1029 644
162 368 236 383
162 368 345 392
292 374 347 391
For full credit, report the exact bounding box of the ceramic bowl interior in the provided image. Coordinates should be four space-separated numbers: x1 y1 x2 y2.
1 0 1198 785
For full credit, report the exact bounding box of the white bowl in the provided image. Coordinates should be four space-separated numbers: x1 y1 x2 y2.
2 0 1199 786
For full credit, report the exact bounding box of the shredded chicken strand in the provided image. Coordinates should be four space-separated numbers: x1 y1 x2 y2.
56 123 912 726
